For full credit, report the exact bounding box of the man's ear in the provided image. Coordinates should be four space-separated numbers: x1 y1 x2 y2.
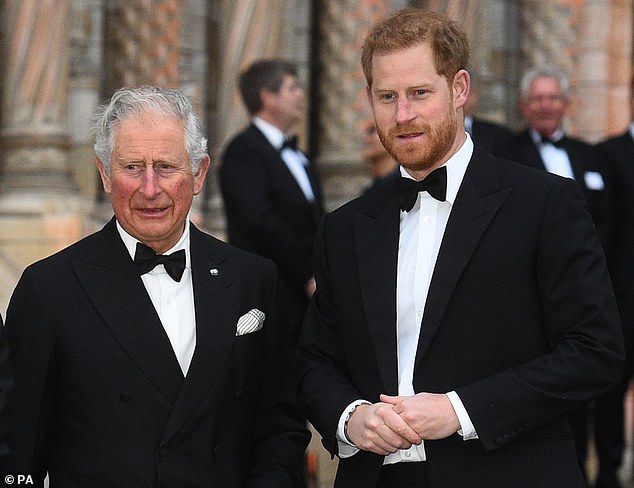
453 69 470 109
260 87 275 110
193 155 211 196
95 158 111 194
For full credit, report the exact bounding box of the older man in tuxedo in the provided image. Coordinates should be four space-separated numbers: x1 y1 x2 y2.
507 66 614 253
0 86 309 487
296 8 623 488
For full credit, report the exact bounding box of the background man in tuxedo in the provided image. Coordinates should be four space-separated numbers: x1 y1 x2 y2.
507 66 616 478
593 73 634 488
220 59 324 345
296 8 623 488
0 86 309 487
507 66 614 252
360 118 399 194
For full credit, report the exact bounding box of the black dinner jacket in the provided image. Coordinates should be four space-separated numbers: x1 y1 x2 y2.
469 117 513 157
220 123 324 293
596 130 634 298
1 219 309 487
297 148 623 488
506 129 615 254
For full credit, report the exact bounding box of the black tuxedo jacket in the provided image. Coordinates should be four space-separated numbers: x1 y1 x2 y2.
506 129 615 254
1 219 309 487
220 124 324 294
297 148 623 488
469 117 513 157
596 130 634 298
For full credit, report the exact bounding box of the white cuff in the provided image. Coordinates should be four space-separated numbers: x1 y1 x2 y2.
446 391 478 440
336 399 371 458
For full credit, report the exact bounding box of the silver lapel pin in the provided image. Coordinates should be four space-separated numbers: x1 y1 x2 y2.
209 268 219 277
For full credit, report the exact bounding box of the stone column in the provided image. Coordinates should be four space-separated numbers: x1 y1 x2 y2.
0 0 77 213
69 0 104 200
313 0 409 212
204 0 287 238
577 0 632 141
104 0 182 90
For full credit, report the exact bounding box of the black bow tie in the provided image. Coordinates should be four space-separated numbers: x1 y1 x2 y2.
397 166 447 211
281 135 298 151
134 242 186 282
539 134 565 148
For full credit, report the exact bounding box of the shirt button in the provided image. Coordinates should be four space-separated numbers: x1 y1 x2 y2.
423 216 431 224
404 451 412 458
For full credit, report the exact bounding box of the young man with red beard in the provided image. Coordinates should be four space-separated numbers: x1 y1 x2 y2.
296 8 623 488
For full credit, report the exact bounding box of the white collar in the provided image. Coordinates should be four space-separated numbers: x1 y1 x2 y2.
253 116 286 150
529 127 564 144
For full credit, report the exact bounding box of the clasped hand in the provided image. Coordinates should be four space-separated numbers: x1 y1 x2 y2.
346 392 461 456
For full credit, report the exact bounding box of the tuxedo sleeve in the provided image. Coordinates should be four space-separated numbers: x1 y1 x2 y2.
0 313 13 468
1 266 55 476
245 264 311 487
296 215 369 457
456 177 624 452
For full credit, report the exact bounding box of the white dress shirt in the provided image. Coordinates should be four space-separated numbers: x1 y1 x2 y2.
337 133 478 462
117 221 196 376
252 116 315 202
530 128 575 180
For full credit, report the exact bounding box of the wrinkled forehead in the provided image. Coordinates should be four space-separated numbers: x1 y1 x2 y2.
114 144 187 163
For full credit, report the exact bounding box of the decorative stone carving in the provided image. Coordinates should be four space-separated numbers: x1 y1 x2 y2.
105 0 182 89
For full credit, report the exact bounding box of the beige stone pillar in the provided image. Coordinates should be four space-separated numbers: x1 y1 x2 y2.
0 0 84 313
203 0 287 238
577 0 632 141
313 0 397 211
105 0 182 90
0 0 78 213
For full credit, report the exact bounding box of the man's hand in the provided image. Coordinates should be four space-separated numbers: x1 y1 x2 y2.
380 393 461 440
305 277 317 297
346 402 423 455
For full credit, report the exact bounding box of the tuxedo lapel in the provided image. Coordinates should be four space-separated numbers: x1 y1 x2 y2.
251 124 318 207
162 225 238 443
72 219 184 405
516 131 547 171
353 183 400 395
415 151 511 367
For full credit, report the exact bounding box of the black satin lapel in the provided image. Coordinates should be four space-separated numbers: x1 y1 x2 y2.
414 168 511 368
162 230 237 442
353 202 400 395
73 225 183 405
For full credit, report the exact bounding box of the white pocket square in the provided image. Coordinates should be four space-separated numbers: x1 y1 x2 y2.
236 309 266 336
584 171 605 190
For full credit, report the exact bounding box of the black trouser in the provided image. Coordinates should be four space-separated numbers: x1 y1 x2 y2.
377 462 429 488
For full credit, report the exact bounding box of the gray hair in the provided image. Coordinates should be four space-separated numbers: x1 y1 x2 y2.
519 66 570 100
93 85 208 173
